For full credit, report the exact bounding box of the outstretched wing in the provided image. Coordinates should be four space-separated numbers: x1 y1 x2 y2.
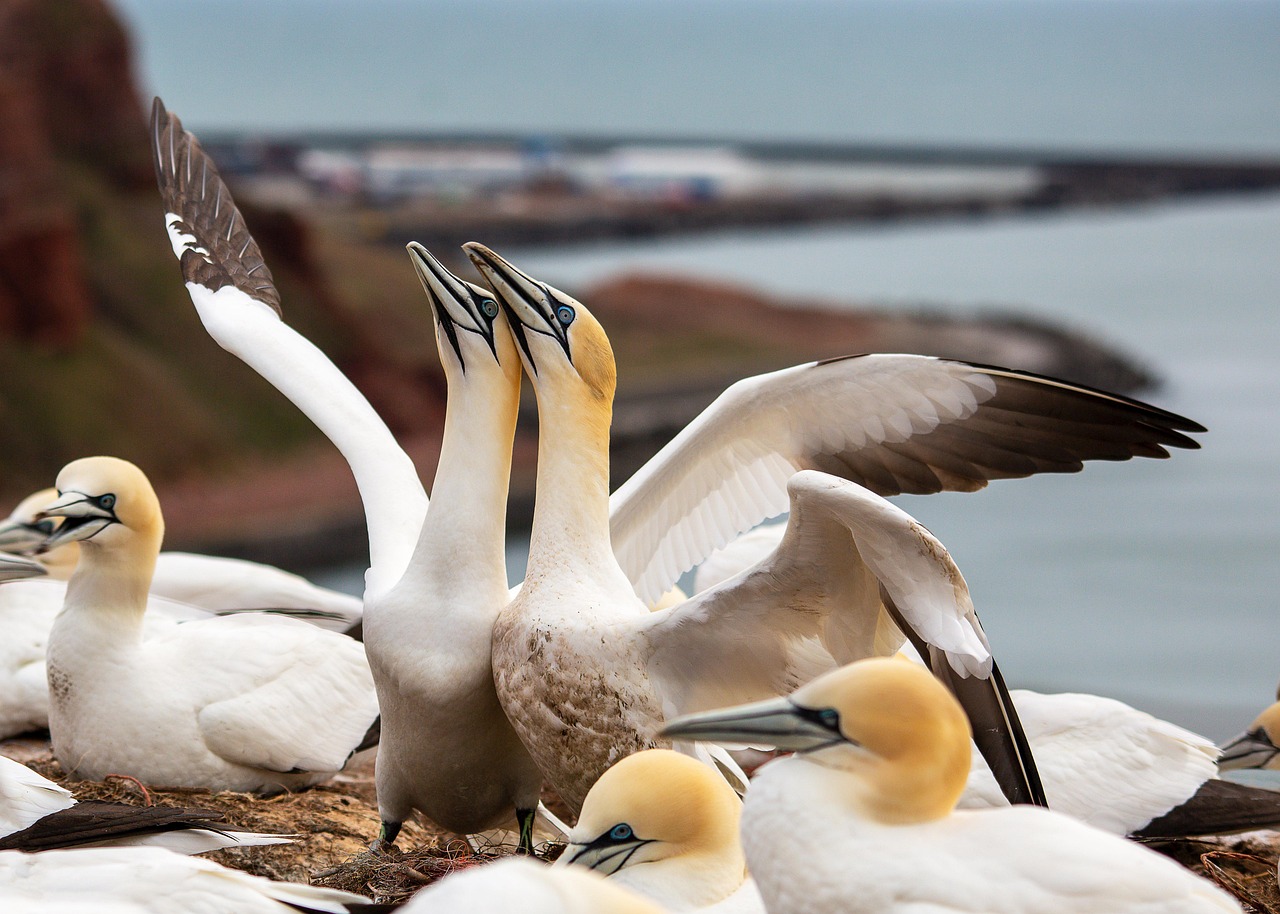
611 354 1203 605
642 470 1044 805
150 99 426 601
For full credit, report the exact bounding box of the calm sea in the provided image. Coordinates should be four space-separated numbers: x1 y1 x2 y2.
111 0 1280 739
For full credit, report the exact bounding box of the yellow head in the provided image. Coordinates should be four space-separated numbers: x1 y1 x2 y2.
1219 701 1280 771
664 658 973 824
565 749 744 877
38 457 164 563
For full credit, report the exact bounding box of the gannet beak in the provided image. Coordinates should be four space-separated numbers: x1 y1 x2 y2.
561 831 656 876
661 696 848 753
0 550 46 582
406 242 500 365
463 242 569 369
0 517 58 553
1218 729 1280 771
36 491 120 549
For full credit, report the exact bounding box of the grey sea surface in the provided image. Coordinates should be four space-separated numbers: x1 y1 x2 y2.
316 192 1280 742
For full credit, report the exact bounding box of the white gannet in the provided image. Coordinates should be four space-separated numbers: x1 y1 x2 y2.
463 242 1203 812
560 749 761 913
0 754 291 854
662 659 1242 914
400 857 665 914
0 488 362 631
40 455 379 793
0 845 369 913
150 100 544 848
694 523 1280 838
1218 698 1280 771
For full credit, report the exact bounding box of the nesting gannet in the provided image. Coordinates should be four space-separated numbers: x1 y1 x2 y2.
399 857 665 914
0 845 369 913
662 659 1242 914
40 455 379 792
0 488 361 630
560 749 761 913
1218 699 1280 771
694 523 1280 838
0 754 291 854
150 100 545 849
463 242 1203 811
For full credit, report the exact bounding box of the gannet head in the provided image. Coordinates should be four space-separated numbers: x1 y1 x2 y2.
462 242 615 404
563 749 745 885
662 658 973 824
1219 702 1280 771
407 242 519 386
37 457 164 559
0 488 79 576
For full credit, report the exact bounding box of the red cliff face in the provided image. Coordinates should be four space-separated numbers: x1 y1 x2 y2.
0 0 151 349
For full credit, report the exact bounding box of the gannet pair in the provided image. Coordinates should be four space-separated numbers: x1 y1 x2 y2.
463 242 1203 812
0 488 362 630
0 845 369 914
0 754 290 854
562 749 761 913
151 101 543 848
694 524 1280 838
663 659 1242 914
40 456 380 792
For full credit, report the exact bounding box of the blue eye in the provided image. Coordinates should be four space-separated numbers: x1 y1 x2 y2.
818 708 839 727
609 823 633 841
99 494 116 510
480 299 498 318
555 304 575 326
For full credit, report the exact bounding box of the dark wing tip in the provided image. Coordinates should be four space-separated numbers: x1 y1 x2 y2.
149 97 283 317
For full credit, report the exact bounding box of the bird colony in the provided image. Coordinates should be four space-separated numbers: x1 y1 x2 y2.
0 98 1275 913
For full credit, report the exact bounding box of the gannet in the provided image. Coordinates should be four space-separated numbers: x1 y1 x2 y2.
0 845 369 913
0 488 362 631
662 659 1243 914
464 242 1202 811
399 857 665 914
0 754 291 854
150 100 544 849
694 523 1280 838
1218 698 1280 771
40 455 379 793
561 749 762 913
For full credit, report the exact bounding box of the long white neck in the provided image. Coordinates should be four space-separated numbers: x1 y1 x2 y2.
399 363 519 600
526 383 618 582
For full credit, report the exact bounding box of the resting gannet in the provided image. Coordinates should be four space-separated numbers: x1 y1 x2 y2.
695 524 1280 838
0 754 291 854
40 456 379 793
0 488 362 630
561 749 762 913
662 659 1242 914
150 100 544 849
464 242 1202 811
0 845 369 913
400 857 665 914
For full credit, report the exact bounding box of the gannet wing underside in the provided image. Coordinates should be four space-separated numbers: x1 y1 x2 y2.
173 614 379 774
641 470 1045 805
150 99 426 600
610 353 1204 605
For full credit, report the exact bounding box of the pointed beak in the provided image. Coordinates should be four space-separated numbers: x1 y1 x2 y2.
661 696 846 753
406 242 498 363
559 835 655 876
37 493 118 550
1218 729 1280 771
0 517 57 553
0 551 46 582
462 242 567 368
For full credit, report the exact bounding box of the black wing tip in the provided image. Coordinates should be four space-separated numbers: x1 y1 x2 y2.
1134 778 1280 839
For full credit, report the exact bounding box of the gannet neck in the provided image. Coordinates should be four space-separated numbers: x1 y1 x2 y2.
64 543 156 626
526 380 616 575
404 354 520 589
